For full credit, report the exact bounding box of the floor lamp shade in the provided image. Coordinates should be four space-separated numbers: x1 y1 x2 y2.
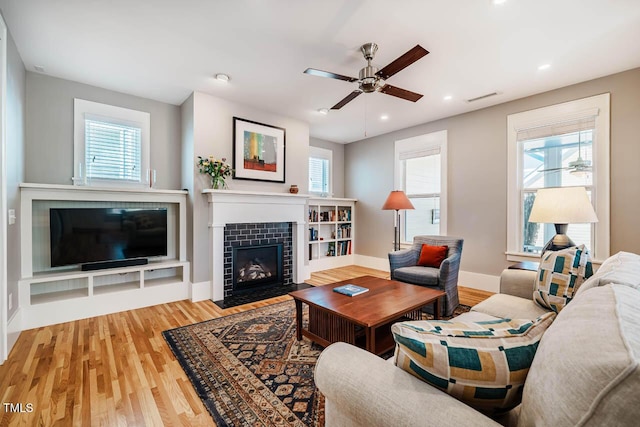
382 191 415 251
528 187 598 253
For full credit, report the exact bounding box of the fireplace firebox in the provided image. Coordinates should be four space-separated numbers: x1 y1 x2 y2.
232 243 284 292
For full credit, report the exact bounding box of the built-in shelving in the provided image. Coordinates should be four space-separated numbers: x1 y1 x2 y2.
308 197 356 272
19 184 190 329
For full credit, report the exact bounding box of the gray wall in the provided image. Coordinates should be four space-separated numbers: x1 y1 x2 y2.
25 72 182 189
309 137 345 198
345 67 640 277
5 28 25 321
184 91 310 285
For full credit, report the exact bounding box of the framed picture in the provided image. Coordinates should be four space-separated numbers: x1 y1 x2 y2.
233 117 286 183
432 209 440 224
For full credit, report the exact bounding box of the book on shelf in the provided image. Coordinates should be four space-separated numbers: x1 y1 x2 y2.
333 284 369 296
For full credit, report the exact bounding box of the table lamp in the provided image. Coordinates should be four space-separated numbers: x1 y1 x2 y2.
528 186 598 254
382 190 415 251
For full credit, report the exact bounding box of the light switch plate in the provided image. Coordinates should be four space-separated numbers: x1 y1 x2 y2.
8 209 15 225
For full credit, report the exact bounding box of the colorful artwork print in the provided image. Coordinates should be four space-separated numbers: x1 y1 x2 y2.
233 117 286 183
243 131 277 172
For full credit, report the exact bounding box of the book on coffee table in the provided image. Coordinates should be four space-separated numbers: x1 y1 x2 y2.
333 284 369 296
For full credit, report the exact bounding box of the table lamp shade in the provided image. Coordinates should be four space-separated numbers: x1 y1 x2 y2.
382 191 415 211
529 187 598 224
529 186 598 254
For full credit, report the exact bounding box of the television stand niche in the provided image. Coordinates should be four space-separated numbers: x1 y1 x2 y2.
19 183 190 330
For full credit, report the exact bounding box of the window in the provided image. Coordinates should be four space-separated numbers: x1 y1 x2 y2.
394 130 448 243
308 146 332 196
507 94 610 260
74 99 150 186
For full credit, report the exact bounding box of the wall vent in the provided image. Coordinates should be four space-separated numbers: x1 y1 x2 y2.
465 92 499 103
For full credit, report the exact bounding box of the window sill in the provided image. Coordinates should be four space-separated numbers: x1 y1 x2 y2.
506 251 603 267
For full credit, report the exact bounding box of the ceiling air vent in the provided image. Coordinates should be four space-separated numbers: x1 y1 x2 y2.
465 92 499 103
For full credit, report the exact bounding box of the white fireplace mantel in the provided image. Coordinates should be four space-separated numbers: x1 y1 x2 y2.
203 189 310 301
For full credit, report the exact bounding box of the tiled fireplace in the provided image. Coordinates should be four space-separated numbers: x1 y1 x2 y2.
224 222 292 298
204 190 309 302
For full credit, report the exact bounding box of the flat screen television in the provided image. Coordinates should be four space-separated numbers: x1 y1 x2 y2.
49 207 168 269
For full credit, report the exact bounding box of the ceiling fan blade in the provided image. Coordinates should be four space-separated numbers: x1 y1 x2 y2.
379 84 423 102
539 167 566 172
331 90 362 109
304 68 358 82
376 45 429 80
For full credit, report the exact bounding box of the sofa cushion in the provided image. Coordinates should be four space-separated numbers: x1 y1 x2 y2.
533 245 592 313
418 244 449 268
393 266 439 286
575 251 640 297
518 284 640 427
472 294 550 320
392 312 556 414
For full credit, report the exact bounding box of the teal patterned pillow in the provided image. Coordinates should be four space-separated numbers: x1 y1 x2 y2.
534 245 593 313
392 312 556 414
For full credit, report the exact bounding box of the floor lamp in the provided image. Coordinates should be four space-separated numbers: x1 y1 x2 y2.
382 190 415 251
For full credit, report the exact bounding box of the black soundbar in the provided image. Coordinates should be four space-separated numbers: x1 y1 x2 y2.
81 258 148 271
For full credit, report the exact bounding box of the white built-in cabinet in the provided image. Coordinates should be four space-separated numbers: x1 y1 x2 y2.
18 184 189 329
307 197 356 272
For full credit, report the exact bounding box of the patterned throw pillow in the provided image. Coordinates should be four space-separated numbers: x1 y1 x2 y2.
392 312 556 414
533 245 593 313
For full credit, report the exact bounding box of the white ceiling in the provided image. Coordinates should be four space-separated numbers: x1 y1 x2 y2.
2 0 639 143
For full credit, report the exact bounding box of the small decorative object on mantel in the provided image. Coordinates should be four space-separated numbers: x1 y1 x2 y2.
197 155 233 189
289 184 299 194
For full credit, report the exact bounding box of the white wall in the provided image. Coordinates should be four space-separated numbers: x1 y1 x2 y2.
25 72 182 189
184 91 310 285
5 26 25 329
345 67 640 278
309 137 345 198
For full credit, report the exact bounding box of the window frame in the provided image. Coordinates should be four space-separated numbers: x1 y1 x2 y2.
394 130 448 245
73 98 150 187
506 93 610 261
308 146 332 197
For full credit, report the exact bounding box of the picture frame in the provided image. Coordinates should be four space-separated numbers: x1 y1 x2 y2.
432 208 440 224
233 117 286 183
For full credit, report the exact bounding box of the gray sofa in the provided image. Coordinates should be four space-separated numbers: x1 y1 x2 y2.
315 251 640 427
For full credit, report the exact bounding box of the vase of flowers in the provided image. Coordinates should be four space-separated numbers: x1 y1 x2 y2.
197 155 233 189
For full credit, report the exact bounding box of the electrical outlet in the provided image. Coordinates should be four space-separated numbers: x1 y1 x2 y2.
8 209 16 225
8 293 12 310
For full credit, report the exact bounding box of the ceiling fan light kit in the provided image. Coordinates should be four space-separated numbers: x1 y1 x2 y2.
304 42 429 110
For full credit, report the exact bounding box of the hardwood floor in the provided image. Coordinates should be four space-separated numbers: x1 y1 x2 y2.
0 266 492 426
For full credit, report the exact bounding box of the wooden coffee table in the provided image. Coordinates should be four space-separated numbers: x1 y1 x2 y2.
289 276 446 355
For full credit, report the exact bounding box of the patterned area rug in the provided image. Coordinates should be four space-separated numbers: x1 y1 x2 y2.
163 299 470 426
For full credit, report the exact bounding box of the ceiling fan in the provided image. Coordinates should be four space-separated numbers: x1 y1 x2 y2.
540 132 592 175
304 42 429 110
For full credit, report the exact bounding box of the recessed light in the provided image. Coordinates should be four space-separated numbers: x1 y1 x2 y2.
215 73 230 82
380 114 389 120
443 95 453 101
493 0 507 5
317 108 329 115
538 63 551 71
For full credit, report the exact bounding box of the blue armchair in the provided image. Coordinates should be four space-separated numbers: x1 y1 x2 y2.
388 235 464 317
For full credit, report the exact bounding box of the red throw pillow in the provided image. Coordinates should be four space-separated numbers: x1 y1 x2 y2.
417 244 449 268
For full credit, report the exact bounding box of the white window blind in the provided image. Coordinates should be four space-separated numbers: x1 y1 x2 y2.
74 98 150 187
516 117 596 142
85 118 142 182
309 157 329 193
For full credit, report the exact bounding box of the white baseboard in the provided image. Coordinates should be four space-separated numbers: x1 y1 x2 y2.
354 255 390 272
191 281 212 302
353 255 500 293
458 271 500 293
